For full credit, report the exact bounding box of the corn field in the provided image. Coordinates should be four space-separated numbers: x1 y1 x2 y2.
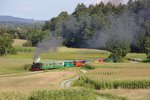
74 65 150 89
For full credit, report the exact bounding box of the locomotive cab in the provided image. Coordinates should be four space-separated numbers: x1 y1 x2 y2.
32 62 43 71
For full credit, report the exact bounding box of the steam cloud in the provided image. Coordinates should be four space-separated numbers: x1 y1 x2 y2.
33 33 63 62
86 11 139 48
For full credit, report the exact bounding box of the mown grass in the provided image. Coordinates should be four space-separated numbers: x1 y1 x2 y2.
13 39 27 46
0 89 96 100
11 46 110 60
0 57 32 74
126 53 147 60
0 69 77 93
0 47 110 74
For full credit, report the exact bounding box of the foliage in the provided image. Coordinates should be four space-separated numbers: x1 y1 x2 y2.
106 39 130 62
41 0 150 54
7 47 17 54
28 89 96 100
14 46 35 53
144 37 150 59
76 77 150 89
0 92 27 100
83 64 95 69
0 33 14 56
144 18 150 59
23 40 32 47
26 30 49 46
0 89 96 100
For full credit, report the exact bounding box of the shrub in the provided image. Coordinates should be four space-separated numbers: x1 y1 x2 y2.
83 64 95 69
7 47 17 55
23 40 32 47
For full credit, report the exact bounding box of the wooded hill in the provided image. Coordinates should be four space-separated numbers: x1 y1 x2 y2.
42 0 150 54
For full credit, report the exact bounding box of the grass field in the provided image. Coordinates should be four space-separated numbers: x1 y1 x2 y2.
126 53 147 60
0 69 77 93
74 62 150 100
0 57 32 74
0 47 110 74
0 88 96 100
13 39 27 46
11 46 110 60
98 89 150 100
75 63 150 88
0 46 149 100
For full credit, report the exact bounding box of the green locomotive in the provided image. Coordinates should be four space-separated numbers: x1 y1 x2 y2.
31 61 74 71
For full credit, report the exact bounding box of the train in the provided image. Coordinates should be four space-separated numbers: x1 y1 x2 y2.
31 58 113 71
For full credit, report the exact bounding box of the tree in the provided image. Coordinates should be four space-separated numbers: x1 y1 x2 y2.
106 39 130 62
75 3 87 12
144 36 150 59
27 30 49 46
0 33 14 56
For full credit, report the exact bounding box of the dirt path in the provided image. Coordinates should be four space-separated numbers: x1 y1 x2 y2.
60 69 107 100
60 69 87 88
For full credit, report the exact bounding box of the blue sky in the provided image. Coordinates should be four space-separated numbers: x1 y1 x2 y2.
0 0 101 20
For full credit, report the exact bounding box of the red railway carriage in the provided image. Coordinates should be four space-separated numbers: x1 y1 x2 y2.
74 60 85 67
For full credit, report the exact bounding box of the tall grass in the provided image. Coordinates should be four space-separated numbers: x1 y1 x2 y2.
14 46 36 53
0 89 96 100
0 92 27 100
29 89 96 100
75 77 150 89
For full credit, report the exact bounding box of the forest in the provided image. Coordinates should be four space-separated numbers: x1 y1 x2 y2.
0 0 150 61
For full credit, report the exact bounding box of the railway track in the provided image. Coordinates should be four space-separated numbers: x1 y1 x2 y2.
0 70 46 77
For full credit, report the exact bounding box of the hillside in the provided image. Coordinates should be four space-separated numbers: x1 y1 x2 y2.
0 16 34 23
0 16 44 28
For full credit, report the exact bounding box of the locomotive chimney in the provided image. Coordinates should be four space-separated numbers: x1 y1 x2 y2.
34 57 41 63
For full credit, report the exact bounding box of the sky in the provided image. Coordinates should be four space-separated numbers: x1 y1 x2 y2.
0 0 129 20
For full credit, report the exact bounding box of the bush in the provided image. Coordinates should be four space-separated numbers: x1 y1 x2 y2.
23 40 32 47
108 53 123 62
14 46 35 53
83 64 95 69
143 59 150 62
106 39 130 62
7 47 17 55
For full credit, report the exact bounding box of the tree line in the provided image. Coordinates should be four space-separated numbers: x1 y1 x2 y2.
0 0 150 62
42 0 150 61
